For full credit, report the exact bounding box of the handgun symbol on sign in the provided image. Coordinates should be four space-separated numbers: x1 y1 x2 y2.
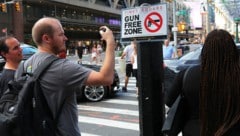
148 19 160 27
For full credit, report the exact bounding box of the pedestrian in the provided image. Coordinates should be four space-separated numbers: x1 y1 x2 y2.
0 36 23 98
120 39 135 92
165 64 200 136
200 29 240 136
131 41 138 96
23 17 116 136
163 39 176 59
76 41 84 64
97 42 103 62
91 43 98 64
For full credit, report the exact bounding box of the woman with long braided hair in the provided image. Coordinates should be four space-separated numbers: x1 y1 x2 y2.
200 29 240 136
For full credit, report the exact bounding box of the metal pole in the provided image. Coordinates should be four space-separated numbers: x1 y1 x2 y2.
205 0 210 34
173 0 177 47
138 0 165 136
236 22 239 43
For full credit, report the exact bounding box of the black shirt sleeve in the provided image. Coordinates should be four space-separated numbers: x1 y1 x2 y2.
165 69 186 107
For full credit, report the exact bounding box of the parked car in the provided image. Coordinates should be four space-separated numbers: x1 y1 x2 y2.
20 43 38 60
75 64 120 102
0 56 4 72
165 44 240 73
164 47 202 73
236 43 240 47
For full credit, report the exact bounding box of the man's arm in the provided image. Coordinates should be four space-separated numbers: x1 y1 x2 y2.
131 52 134 64
171 46 177 59
173 50 178 58
85 26 116 86
120 48 126 59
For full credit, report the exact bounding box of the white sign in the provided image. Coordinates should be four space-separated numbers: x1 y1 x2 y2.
121 3 168 42
172 27 178 32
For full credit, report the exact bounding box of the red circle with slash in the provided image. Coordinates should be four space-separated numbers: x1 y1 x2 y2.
144 12 163 33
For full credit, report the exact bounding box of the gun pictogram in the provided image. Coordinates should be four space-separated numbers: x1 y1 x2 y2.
148 19 160 27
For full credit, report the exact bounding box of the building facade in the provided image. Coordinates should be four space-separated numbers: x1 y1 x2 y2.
1 0 198 45
0 0 138 44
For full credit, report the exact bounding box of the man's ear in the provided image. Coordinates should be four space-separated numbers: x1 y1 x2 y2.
42 34 51 44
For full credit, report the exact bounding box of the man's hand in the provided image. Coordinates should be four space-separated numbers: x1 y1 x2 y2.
99 26 115 47
85 26 116 86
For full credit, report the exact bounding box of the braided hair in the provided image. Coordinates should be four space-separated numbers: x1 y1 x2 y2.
200 29 240 136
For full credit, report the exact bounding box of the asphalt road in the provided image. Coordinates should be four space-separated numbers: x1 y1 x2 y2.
77 77 139 136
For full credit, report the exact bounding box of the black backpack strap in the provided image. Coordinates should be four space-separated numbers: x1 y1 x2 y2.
15 55 58 80
32 55 61 135
32 55 68 135
182 67 191 92
33 55 59 79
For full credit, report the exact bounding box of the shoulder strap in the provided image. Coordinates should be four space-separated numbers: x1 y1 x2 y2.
14 55 58 80
33 55 66 122
182 67 191 92
33 55 59 78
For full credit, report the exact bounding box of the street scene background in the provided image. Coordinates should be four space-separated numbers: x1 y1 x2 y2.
67 51 140 136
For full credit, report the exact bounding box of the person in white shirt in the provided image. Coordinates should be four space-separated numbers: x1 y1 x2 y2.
120 39 135 92
131 41 138 96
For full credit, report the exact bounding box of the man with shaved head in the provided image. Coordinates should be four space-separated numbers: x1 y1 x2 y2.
20 17 116 136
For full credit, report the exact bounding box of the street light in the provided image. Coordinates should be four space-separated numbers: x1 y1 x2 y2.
165 0 177 48
0 0 17 12
15 1 20 12
1 3 7 12
177 21 186 32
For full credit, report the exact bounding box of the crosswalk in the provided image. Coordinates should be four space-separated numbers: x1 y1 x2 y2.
78 77 139 136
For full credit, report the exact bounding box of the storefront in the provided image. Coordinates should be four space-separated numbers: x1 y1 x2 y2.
0 0 121 43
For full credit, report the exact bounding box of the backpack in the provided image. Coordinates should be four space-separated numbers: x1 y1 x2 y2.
0 55 59 136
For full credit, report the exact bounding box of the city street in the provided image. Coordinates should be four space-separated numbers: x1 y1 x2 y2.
67 52 184 136
67 52 140 136
0 0 239 135
78 77 139 136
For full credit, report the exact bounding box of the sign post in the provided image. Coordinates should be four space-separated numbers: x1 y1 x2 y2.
121 0 166 135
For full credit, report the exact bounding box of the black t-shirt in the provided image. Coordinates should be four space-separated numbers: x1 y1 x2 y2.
0 69 15 98
77 46 84 54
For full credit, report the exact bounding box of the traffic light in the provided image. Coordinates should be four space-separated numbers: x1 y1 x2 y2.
15 2 20 12
177 22 186 32
1 3 7 12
